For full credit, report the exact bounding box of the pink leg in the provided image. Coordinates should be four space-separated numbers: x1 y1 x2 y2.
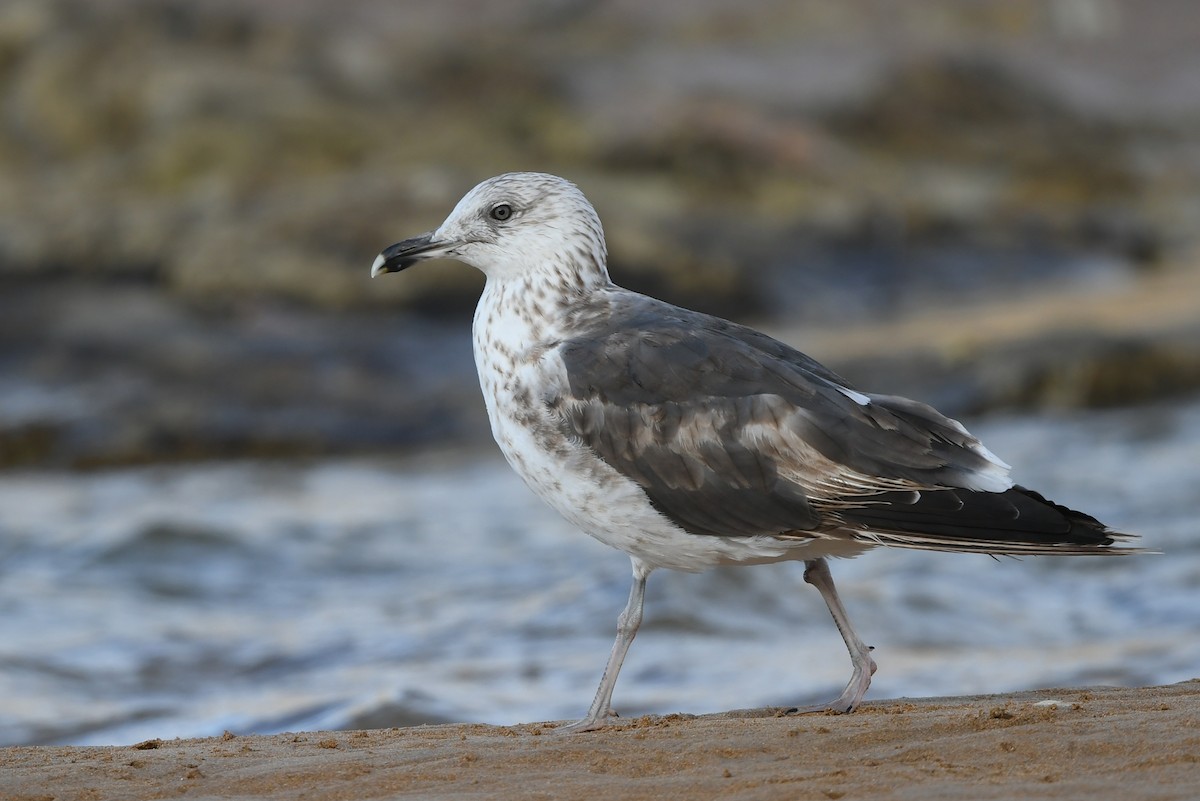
556 559 650 733
796 558 876 713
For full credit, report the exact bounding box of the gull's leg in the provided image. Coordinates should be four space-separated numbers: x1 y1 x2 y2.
795 557 877 714
556 559 650 733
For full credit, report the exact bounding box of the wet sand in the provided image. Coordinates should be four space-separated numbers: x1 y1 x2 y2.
4 682 1197 800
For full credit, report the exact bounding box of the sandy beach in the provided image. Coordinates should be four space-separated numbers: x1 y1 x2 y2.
4 682 1196 800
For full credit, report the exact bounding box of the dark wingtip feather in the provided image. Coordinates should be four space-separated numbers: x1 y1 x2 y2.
1009 485 1132 549
839 485 1144 556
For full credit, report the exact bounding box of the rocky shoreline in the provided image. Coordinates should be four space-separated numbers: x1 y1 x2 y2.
4 264 1199 469
4 0 1200 468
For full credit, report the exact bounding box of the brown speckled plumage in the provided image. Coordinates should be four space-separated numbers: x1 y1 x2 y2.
372 172 1140 732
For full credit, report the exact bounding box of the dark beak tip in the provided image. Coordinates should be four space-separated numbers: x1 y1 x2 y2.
370 232 439 278
370 252 407 277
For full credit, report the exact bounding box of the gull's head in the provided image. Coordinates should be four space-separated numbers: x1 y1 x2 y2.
371 172 609 284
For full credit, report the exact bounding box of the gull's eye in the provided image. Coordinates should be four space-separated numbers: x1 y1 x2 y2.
489 203 513 222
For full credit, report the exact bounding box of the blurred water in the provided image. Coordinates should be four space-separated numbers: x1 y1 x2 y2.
0 399 1197 746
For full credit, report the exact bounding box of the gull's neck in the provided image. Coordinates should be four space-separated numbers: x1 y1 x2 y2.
473 256 613 351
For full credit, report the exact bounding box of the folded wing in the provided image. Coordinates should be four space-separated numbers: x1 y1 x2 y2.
549 295 1131 555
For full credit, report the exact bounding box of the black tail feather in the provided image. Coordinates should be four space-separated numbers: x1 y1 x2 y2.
839 485 1139 555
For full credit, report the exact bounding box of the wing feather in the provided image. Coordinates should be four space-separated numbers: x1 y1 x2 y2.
549 293 1131 553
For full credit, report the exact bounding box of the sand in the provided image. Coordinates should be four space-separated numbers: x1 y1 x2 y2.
3 682 1197 801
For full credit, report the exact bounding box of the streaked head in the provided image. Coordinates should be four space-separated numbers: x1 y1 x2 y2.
371 172 609 283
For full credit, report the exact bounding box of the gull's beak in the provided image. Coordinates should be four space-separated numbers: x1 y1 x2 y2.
370 232 449 277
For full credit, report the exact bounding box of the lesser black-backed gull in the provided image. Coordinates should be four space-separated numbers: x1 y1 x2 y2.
372 172 1138 732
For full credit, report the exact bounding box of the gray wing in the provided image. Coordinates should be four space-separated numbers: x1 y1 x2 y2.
549 295 1131 554
549 296 1013 541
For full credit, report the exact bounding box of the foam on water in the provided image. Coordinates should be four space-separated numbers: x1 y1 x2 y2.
0 401 1197 745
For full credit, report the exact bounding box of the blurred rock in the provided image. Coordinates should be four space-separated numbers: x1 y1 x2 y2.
0 0 1196 310
0 285 485 468
2 266 1198 469
2 0 1200 466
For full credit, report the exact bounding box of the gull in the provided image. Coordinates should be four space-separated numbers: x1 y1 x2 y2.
371 172 1138 732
